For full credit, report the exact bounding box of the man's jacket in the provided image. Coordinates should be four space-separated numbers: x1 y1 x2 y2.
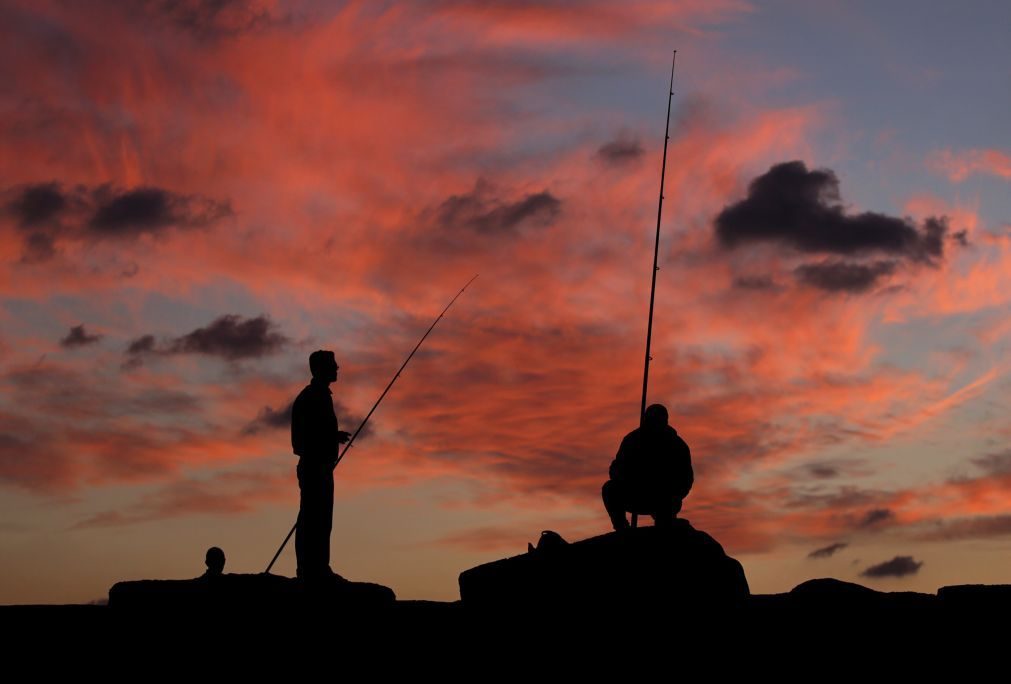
608 425 694 499
291 380 339 462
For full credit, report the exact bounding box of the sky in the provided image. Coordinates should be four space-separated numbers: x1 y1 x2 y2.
1 0 1009 604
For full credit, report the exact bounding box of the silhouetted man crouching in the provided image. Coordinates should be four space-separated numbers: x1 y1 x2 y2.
291 350 350 580
602 404 693 530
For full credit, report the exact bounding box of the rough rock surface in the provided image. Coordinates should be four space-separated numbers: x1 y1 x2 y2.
459 520 749 612
108 573 395 611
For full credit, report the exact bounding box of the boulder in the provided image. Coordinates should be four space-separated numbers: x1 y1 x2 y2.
108 573 395 612
458 519 748 614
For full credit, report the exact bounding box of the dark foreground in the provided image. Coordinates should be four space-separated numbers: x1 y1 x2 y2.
3 525 1006 671
2 582 1007 673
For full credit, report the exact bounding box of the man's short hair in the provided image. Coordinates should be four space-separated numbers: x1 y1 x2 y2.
309 350 336 378
644 403 669 426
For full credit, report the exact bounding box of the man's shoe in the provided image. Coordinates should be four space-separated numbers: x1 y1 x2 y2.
323 566 348 582
298 567 345 583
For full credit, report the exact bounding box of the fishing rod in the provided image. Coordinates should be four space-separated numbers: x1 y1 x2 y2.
264 274 478 574
640 50 676 427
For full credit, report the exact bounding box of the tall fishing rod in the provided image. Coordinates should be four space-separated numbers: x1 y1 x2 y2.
264 274 478 574
640 50 676 426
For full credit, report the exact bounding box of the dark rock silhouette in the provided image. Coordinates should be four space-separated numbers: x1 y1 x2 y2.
602 403 693 530
8 578 1011 669
459 520 748 613
748 576 936 619
108 573 395 612
937 583 1011 619
527 529 568 553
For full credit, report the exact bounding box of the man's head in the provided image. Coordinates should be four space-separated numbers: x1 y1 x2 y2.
309 350 338 383
643 403 669 430
205 546 226 576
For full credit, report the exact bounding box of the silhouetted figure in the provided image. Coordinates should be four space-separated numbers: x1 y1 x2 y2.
602 404 693 530
291 350 351 581
203 546 226 577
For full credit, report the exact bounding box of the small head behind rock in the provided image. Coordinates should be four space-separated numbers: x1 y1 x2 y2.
204 546 226 576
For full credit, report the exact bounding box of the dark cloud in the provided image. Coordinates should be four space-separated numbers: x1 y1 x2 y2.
715 161 950 262
2 182 232 260
142 0 290 39
917 515 1011 542
243 399 372 439
794 260 897 293
861 555 923 578
126 315 288 364
857 508 895 528
21 232 57 262
596 138 644 165
335 400 371 439
169 315 288 360
798 459 872 481
6 182 67 227
122 334 157 369
126 334 157 355
732 275 782 291
971 449 1011 476
807 464 839 479
808 542 849 559
243 402 293 435
88 186 232 235
785 459 872 483
435 180 561 235
60 324 102 348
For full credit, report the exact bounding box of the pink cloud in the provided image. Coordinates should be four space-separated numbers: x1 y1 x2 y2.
930 148 1011 183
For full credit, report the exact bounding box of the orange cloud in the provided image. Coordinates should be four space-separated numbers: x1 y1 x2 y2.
930 148 1011 183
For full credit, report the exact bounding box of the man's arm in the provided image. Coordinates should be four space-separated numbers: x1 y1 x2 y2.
291 393 305 456
675 437 694 499
609 436 629 481
316 392 339 461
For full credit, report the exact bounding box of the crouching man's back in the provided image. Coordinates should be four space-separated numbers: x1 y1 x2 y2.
602 403 693 530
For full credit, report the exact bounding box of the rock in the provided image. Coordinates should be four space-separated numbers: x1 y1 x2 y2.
746 576 937 642
790 577 880 598
938 584 1011 613
458 519 748 614
108 573 395 612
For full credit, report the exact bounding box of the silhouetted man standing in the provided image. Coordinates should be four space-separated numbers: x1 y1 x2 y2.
602 404 693 530
291 350 350 580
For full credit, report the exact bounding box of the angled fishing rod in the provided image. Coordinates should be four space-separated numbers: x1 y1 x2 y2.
640 50 677 427
264 274 478 574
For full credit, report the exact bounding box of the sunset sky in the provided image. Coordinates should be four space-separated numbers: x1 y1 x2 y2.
1 0 1009 604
